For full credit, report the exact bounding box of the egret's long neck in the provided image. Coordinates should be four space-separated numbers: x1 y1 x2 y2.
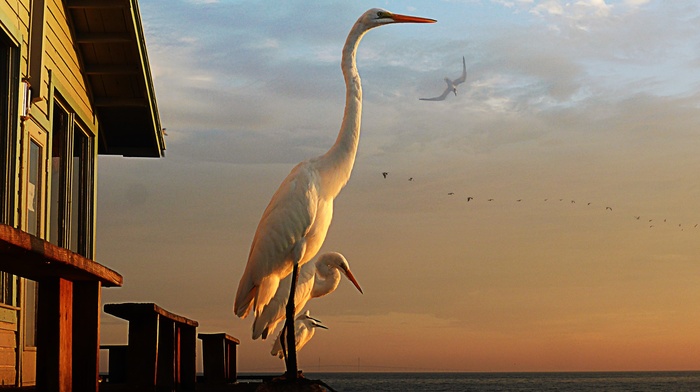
310 264 342 299
316 22 369 197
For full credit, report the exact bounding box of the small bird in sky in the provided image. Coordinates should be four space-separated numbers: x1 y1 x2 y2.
448 192 454 195
419 56 467 101
382 172 388 178
271 311 328 359
408 177 413 181
606 207 613 211
467 197 473 201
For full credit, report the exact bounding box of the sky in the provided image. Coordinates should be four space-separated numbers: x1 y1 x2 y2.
96 0 700 373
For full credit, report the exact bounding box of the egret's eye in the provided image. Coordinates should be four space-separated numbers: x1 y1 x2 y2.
376 11 389 19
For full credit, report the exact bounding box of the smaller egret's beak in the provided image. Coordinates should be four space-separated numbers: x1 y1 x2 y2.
308 316 329 329
389 13 437 24
344 268 364 294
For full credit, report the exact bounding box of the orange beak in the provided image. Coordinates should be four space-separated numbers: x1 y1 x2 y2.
344 268 364 294
390 13 437 24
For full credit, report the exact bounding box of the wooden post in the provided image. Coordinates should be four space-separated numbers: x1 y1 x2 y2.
36 277 73 392
126 312 158 387
157 317 175 389
199 334 225 385
179 325 196 390
199 333 240 385
227 337 237 383
72 280 101 392
104 303 199 390
101 345 127 383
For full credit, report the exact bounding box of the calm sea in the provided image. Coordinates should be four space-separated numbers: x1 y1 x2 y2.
300 371 700 392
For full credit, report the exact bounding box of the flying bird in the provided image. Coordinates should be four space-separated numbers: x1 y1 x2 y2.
419 56 467 101
467 197 473 202
253 252 362 340
233 8 435 375
271 311 328 359
382 172 388 178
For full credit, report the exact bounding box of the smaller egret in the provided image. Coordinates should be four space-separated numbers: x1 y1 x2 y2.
253 252 362 340
271 311 328 359
419 56 467 101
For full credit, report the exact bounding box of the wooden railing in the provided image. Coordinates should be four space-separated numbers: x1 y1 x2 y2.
103 303 199 390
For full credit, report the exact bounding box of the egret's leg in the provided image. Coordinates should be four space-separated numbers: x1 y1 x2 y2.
284 261 301 378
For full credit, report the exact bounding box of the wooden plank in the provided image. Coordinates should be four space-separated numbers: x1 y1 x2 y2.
0 328 17 347
0 347 15 366
0 366 16 385
104 303 198 327
0 224 122 286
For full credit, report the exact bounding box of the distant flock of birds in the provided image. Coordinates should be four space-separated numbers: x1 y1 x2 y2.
381 172 699 230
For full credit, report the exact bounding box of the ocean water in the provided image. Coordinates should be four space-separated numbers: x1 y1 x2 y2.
302 371 700 392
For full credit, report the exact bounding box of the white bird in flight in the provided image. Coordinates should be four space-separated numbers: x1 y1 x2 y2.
233 8 435 374
253 252 362 340
271 311 328 359
419 56 467 101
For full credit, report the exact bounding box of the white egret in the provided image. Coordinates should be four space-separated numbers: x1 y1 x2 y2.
233 8 435 377
419 56 467 101
271 311 328 359
253 252 362 340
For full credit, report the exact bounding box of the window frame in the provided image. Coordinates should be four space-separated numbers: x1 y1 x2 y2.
49 97 95 258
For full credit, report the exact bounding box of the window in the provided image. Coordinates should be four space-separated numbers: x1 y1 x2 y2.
0 31 19 313
23 279 37 347
49 99 94 258
26 140 42 236
0 30 19 224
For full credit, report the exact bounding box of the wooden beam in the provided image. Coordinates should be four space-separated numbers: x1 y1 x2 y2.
94 97 149 108
0 224 122 286
84 65 140 75
75 33 132 44
65 0 127 8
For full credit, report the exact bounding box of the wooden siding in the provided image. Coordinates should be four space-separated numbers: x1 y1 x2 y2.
0 320 17 386
43 0 95 133
0 0 28 43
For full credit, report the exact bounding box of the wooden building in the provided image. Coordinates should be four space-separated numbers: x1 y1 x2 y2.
0 0 163 389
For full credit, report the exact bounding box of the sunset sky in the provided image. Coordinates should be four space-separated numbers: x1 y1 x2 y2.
97 0 700 373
